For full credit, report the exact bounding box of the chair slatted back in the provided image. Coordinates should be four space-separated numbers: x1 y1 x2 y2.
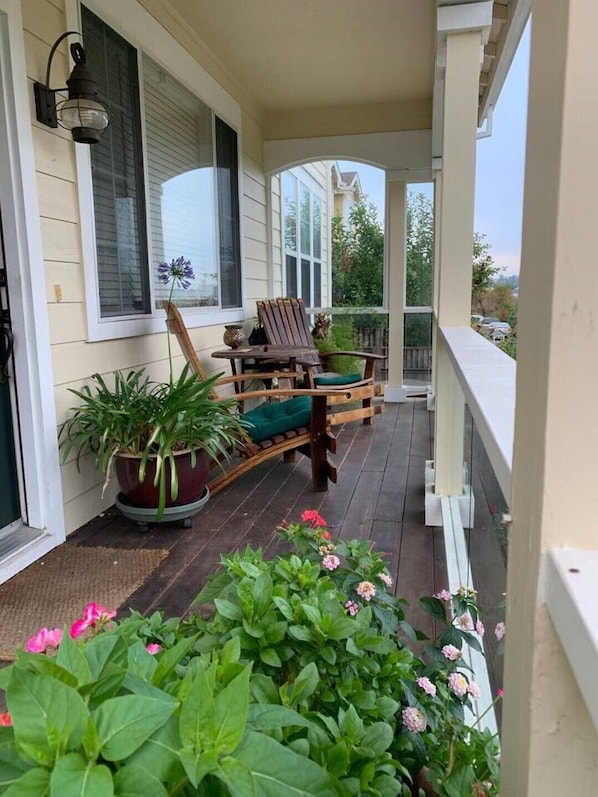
257 298 322 371
163 300 219 400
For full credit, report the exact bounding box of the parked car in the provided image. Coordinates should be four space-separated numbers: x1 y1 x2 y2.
488 322 512 341
480 317 500 327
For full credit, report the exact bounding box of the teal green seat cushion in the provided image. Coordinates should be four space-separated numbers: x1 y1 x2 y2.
313 373 362 387
244 396 312 443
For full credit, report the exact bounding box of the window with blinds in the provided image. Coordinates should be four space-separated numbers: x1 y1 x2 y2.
81 7 242 322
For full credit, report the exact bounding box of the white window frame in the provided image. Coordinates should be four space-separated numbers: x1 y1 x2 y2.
281 166 323 307
66 0 244 341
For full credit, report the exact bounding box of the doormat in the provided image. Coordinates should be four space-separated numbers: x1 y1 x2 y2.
0 544 168 660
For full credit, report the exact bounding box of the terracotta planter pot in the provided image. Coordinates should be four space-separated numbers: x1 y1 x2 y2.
115 449 210 508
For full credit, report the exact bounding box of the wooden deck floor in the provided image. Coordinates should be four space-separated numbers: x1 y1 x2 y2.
69 399 447 637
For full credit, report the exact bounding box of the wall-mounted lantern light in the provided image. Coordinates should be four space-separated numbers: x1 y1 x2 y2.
34 31 109 144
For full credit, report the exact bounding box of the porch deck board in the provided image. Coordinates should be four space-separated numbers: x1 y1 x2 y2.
65 399 441 632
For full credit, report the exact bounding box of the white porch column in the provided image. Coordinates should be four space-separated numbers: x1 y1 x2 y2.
384 178 406 402
433 20 485 495
502 1 598 793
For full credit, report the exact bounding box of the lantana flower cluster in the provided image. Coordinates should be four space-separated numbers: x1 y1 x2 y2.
279 510 395 616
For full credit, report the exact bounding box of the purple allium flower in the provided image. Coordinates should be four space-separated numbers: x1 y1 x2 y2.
402 707 427 733
157 256 195 290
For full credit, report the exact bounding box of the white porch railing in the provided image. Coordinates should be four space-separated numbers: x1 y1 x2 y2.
439 325 598 736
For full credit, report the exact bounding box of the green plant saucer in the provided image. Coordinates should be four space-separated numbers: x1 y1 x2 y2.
116 486 210 531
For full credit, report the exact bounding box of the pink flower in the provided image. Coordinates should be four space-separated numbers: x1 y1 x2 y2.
322 530 332 540
26 627 63 653
356 581 376 601
402 707 427 733
448 672 468 697
467 681 481 700
417 676 437 697
441 644 461 661
434 589 452 602
494 621 506 641
322 554 340 571
70 601 116 639
0 712 12 726
345 600 359 616
379 573 393 588
300 509 327 528
146 643 162 654
455 614 474 631
475 620 485 637
497 688 504 699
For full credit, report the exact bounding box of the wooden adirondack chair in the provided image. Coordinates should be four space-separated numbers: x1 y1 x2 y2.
164 300 348 495
256 298 385 425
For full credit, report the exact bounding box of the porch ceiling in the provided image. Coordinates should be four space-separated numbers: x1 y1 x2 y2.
166 0 436 112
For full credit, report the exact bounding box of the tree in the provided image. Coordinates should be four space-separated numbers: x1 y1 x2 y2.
406 192 434 307
471 233 501 312
331 200 384 306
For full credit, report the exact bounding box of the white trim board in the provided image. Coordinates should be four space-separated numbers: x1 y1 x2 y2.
0 0 66 580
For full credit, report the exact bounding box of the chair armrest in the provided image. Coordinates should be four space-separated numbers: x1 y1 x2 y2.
226 387 353 404
214 371 306 387
318 350 386 361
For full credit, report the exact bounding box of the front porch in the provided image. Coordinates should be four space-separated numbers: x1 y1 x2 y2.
67 401 446 640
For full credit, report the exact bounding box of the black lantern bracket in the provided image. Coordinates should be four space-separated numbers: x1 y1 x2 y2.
34 31 109 144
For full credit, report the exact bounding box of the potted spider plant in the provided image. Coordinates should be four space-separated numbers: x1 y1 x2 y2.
59 258 246 522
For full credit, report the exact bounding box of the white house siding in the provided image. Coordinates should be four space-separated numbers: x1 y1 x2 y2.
19 0 273 534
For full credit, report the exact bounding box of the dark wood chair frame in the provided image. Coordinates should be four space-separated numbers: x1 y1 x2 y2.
256 298 385 425
164 301 352 495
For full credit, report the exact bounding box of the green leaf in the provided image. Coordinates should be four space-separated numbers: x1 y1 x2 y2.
460 630 484 654
443 764 476 797
179 665 216 750
113 763 167 797
339 705 363 742
234 731 336 796
49 753 113 797
247 705 317 732
7 668 88 753
361 722 394 755
288 625 312 643
55 632 93 685
288 662 319 707
3 768 50 796
214 598 243 621
93 694 176 761
213 664 252 755
126 715 186 784
217 756 256 797
178 750 218 788
221 636 241 667
436 625 463 649
250 674 280 706
325 740 350 777
300 604 321 625
260 648 281 668
252 572 273 616
83 634 127 681
419 596 448 623
151 634 198 688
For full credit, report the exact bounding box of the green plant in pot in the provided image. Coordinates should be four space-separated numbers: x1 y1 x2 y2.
59 258 247 521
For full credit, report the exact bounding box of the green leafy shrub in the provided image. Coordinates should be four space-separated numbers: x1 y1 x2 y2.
0 512 500 796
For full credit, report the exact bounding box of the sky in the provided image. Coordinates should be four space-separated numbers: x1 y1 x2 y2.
339 21 531 278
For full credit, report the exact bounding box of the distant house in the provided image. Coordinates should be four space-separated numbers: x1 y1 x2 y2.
331 163 363 227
